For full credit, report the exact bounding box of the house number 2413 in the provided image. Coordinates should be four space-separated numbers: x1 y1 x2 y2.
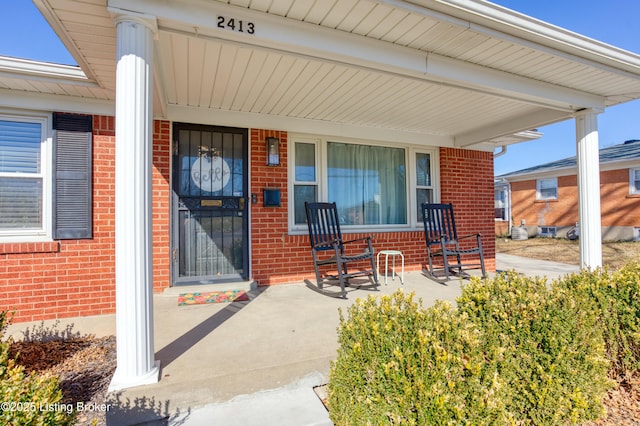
217 16 255 34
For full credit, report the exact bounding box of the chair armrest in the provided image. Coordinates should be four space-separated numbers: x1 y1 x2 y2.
458 233 481 241
342 236 372 245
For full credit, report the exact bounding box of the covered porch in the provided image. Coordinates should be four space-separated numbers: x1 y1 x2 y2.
11 0 640 390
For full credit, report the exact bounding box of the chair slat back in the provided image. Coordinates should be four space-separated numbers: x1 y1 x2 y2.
422 203 458 244
305 202 343 251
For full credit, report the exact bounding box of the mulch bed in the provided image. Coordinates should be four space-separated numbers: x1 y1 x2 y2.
9 336 116 426
586 375 640 425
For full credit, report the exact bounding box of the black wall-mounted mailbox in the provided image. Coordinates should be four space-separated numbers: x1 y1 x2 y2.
263 188 281 207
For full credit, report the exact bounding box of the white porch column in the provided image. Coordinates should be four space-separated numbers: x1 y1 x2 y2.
109 13 160 391
575 110 603 269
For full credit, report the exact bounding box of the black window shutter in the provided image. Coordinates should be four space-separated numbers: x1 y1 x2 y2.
52 113 93 240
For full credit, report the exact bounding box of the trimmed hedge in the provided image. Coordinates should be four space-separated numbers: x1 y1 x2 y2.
326 264 640 425
458 272 610 424
0 312 74 426
558 264 640 378
328 293 507 425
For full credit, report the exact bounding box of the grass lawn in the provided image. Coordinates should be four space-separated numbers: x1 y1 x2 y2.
495 237 640 270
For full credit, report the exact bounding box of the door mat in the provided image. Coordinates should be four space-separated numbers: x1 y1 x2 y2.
178 290 249 306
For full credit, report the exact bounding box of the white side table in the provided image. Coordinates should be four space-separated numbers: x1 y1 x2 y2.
376 250 404 285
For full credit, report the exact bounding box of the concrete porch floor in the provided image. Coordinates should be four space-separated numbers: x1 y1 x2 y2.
5 254 579 425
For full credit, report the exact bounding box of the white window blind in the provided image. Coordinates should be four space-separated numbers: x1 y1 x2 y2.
537 178 558 200
0 119 43 230
630 168 640 194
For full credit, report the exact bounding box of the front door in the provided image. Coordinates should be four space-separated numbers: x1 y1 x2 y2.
172 123 248 285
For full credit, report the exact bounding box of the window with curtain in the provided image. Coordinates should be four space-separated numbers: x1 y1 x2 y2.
290 137 438 230
327 142 406 225
0 119 44 232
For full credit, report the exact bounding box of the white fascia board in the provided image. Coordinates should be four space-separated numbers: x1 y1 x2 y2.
455 142 500 152
489 129 544 145
0 56 96 86
0 88 114 116
402 0 640 76
600 159 640 172
455 108 572 147
503 168 576 183
167 104 453 147
110 0 603 111
505 159 640 183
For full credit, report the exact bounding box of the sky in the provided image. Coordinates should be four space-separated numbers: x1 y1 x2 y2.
1 1 640 176
490 0 640 175
0 1 75 65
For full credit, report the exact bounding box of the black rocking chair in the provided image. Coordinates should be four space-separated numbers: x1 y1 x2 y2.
305 202 379 297
422 203 486 280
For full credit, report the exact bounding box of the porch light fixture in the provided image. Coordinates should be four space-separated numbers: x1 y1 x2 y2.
266 137 280 166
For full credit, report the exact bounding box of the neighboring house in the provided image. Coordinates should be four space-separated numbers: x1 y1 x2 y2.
2 0 640 389
496 140 640 241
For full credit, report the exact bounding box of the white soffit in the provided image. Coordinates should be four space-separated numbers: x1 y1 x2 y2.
22 0 640 148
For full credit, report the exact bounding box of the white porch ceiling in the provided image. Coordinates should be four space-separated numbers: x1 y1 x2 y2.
7 0 640 149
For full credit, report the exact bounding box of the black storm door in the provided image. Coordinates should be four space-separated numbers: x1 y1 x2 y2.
172 124 248 284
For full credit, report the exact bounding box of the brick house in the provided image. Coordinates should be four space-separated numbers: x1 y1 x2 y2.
496 140 640 241
2 0 640 388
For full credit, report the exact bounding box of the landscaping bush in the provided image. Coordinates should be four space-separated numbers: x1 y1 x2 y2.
0 311 74 426
329 271 613 425
458 272 610 425
328 291 508 425
557 263 640 378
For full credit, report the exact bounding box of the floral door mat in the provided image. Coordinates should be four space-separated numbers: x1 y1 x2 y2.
178 290 249 306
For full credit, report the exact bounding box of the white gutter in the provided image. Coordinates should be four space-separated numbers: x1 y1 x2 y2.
494 145 507 158
385 0 640 77
445 0 640 71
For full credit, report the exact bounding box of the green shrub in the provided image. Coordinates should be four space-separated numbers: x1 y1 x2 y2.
0 311 75 426
557 263 640 378
328 291 508 425
458 272 610 425
329 271 613 426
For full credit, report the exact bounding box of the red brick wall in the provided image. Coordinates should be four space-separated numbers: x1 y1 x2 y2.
152 120 172 292
509 179 536 226
0 116 171 323
2 120 495 321
439 148 496 272
249 129 299 284
509 169 640 229
495 221 510 237
510 175 578 228
249 136 496 285
600 169 640 227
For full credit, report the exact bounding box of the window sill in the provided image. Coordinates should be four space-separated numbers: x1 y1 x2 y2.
288 225 422 236
0 241 60 255
626 193 640 198
534 199 558 203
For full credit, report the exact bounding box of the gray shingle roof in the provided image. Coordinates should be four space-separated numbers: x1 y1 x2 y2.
497 139 640 178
